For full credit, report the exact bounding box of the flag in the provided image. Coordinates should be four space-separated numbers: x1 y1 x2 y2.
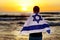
21 13 50 34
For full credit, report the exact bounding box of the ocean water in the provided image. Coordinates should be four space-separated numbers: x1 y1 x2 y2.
0 24 60 40
0 12 60 40
43 26 60 40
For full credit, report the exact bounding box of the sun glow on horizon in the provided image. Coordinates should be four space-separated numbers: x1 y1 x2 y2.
17 0 41 12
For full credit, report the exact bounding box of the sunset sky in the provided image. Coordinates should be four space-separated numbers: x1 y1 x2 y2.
0 0 60 12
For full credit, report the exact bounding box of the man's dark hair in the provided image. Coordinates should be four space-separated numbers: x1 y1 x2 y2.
33 6 40 13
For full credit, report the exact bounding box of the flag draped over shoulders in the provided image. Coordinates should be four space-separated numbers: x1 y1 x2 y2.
21 13 50 34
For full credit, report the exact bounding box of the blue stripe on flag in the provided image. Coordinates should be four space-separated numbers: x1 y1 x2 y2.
22 24 49 31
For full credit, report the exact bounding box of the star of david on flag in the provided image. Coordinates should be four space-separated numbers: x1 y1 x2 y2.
21 13 50 34
32 13 42 23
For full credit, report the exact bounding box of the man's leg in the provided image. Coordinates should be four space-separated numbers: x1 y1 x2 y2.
29 32 42 40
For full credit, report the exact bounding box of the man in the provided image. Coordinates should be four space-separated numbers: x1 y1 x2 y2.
21 6 50 40
29 6 42 40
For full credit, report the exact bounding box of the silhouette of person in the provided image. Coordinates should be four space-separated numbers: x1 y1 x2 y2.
29 6 42 40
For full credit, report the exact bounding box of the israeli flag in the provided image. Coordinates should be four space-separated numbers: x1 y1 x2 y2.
21 13 50 34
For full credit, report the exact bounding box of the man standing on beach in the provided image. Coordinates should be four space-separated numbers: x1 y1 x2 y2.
29 6 42 40
21 6 50 40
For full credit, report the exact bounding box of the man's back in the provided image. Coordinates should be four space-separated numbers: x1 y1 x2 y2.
29 6 42 40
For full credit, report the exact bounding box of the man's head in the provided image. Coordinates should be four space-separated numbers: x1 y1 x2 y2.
33 6 40 13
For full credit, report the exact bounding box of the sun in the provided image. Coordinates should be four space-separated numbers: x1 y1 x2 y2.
16 0 42 12
22 7 27 11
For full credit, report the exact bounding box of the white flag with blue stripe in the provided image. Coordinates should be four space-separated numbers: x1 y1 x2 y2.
21 13 50 34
